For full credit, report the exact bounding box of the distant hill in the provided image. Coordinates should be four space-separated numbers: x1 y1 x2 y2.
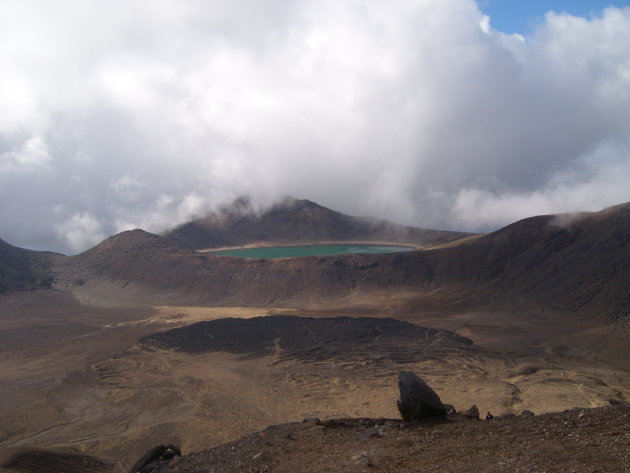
423 202 630 320
162 197 471 249
4 200 630 321
51 201 629 321
61 228 436 305
0 239 58 293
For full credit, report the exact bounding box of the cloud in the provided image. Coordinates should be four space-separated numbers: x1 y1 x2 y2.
55 212 106 254
0 0 629 253
0 135 52 174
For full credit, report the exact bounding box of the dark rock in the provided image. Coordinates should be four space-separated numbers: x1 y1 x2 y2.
515 366 539 376
302 417 322 426
352 452 375 467
463 405 480 419
396 371 446 421
361 427 381 439
128 445 182 473
521 410 535 417
443 403 457 415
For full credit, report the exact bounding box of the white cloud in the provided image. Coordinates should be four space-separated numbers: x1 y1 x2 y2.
0 135 52 174
55 212 106 253
0 0 629 252
109 174 146 202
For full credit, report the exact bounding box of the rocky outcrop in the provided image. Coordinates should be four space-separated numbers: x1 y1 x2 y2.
396 371 447 421
128 444 181 473
463 405 480 419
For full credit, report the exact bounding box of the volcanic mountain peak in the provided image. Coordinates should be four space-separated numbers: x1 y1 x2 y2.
163 196 471 250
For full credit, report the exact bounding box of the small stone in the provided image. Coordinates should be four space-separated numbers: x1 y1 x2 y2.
361 428 381 439
443 404 457 415
463 405 480 419
302 417 322 426
252 451 266 461
352 452 375 467
520 410 535 417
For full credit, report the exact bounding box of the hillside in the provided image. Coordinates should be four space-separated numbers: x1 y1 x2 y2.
55 202 630 320
4 403 629 473
162 197 470 250
423 202 630 320
142 403 630 473
59 229 436 306
0 238 58 293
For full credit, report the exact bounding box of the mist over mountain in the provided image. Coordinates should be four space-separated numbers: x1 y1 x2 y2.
15 200 620 321
163 197 471 250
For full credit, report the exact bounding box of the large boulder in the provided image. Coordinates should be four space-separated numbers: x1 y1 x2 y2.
396 371 447 421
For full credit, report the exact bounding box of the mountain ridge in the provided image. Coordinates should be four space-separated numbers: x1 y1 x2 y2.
162 197 472 250
3 200 629 320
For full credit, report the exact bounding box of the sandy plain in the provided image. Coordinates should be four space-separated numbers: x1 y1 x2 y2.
1 286 628 472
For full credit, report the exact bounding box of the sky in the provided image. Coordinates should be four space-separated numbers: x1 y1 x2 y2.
1 0 630 254
479 0 630 34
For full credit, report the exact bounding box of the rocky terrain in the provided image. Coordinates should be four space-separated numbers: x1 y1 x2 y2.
139 315 475 362
1 199 629 472
141 402 630 473
4 398 629 472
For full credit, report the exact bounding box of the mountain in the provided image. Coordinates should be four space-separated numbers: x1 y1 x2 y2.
54 202 630 320
423 202 630 320
0 238 58 293
162 197 471 249
4 200 629 320
61 228 436 305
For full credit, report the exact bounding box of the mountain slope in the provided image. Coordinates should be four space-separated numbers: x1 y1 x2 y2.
163 197 471 249
0 238 58 293
424 203 630 319
59 203 630 320
145 403 630 473
63 229 436 305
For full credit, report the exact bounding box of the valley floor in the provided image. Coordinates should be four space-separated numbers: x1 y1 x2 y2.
0 289 629 472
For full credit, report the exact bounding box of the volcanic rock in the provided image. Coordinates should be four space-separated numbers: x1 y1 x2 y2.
396 371 446 421
463 405 480 419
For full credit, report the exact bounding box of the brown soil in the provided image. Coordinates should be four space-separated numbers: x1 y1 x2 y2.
1 292 628 472
144 404 630 473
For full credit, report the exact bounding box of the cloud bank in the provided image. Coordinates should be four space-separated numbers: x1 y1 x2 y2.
1 0 629 253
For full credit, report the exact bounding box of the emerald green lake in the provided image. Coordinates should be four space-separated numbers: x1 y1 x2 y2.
208 244 414 258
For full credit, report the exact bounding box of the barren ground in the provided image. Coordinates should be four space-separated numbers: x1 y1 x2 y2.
1 287 629 472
